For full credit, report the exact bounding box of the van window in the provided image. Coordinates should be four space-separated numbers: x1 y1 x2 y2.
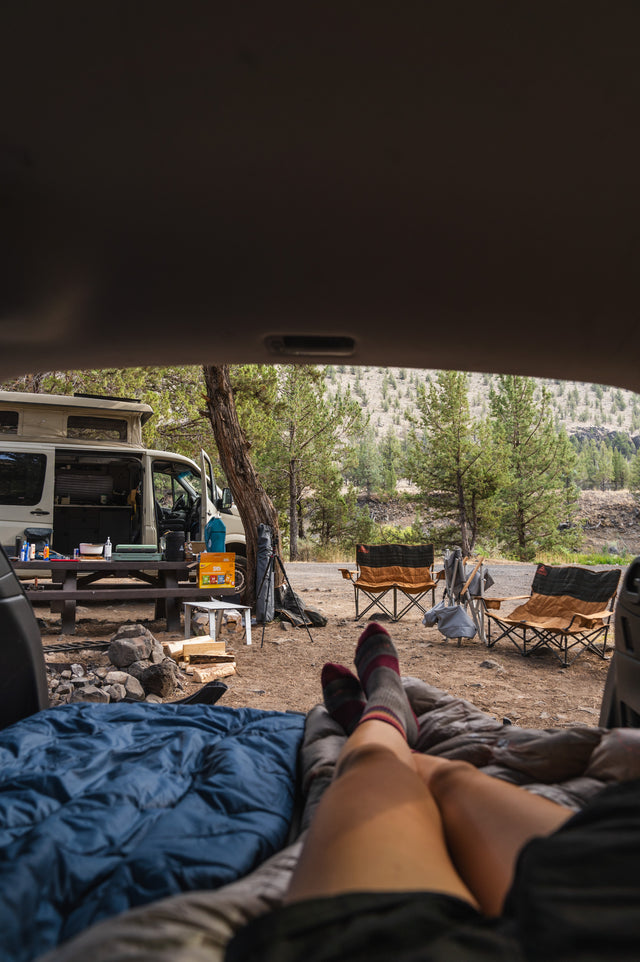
0 411 18 434
67 416 128 441
0 452 47 505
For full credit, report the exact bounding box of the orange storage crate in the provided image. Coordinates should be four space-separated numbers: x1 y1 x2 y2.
198 552 236 588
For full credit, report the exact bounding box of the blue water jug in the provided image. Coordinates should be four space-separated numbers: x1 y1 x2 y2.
205 516 226 552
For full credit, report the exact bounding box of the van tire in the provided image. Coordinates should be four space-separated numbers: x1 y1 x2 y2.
234 555 247 601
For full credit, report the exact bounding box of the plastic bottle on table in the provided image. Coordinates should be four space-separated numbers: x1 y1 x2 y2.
104 537 112 561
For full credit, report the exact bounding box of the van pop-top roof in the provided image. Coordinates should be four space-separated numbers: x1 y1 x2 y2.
0 392 154 447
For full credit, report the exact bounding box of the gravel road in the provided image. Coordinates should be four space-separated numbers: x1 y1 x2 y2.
288 561 544 600
286 559 628 613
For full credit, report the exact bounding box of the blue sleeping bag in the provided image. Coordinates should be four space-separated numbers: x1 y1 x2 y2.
0 702 305 962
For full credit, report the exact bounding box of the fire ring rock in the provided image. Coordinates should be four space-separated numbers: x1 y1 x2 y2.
140 661 177 698
127 660 152 681
112 624 156 643
108 634 153 668
124 675 146 701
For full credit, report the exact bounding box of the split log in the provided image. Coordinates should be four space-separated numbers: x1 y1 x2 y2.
190 652 236 664
182 638 227 657
163 640 186 662
192 662 236 684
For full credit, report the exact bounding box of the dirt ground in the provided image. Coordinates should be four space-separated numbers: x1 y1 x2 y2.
37 559 624 731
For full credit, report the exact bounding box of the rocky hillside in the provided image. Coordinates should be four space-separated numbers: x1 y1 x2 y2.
327 366 640 447
576 489 640 554
357 488 640 557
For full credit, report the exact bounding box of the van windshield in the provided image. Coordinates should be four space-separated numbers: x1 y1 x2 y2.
177 469 213 499
152 460 212 519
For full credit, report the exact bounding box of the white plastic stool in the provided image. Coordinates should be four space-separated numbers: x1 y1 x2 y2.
183 599 252 646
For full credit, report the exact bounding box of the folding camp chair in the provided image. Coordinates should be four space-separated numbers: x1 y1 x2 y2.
483 563 621 667
339 544 443 622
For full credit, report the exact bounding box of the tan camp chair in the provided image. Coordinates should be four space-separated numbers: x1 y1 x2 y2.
339 543 443 622
483 563 621 667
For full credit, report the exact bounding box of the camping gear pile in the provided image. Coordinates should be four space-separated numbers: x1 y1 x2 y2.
422 547 494 644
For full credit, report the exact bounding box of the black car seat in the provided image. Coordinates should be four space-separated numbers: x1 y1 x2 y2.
0 543 49 730
600 557 640 728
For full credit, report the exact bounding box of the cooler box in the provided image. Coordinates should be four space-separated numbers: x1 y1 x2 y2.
199 552 235 587
112 544 162 562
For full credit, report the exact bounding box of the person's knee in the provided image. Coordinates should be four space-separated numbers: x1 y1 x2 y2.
335 742 398 780
427 758 478 802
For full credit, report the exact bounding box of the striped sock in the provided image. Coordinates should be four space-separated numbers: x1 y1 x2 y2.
354 622 418 746
321 663 366 735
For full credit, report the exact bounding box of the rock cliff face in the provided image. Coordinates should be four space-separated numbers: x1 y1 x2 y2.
577 490 640 554
571 427 640 450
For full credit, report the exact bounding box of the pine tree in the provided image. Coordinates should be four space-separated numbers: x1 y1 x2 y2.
343 428 384 496
379 430 402 495
257 366 364 560
594 444 614 491
612 449 629 490
629 450 640 497
489 376 578 560
406 371 502 555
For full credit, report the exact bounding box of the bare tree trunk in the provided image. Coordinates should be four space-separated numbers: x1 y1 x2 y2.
289 458 298 561
202 365 282 606
297 467 305 539
456 470 471 556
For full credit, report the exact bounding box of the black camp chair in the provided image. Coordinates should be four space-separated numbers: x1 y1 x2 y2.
339 543 443 622
483 564 621 667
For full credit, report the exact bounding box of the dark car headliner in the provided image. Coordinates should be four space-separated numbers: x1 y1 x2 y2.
1 4 639 388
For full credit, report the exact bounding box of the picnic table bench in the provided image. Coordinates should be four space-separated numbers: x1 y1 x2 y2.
12 559 237 634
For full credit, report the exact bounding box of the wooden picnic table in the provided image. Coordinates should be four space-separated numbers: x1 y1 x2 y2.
12 559 236 634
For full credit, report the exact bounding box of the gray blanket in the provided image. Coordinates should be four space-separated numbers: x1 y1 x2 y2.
38 679 640 962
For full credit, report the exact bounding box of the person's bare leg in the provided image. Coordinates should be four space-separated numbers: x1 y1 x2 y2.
286 718 477 906
415 754 574 916
288 624 477 906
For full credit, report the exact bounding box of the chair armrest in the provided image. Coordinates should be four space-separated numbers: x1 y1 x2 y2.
583 608 613 622
567 608 613 627
434 569 446 582
338 568 355 582
482 595 530 610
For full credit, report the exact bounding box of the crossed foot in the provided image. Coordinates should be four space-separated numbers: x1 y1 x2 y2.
321 622 418 746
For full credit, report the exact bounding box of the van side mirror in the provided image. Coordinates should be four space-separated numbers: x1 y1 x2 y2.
220 487 233 510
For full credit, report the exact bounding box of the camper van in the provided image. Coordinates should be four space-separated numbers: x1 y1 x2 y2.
0 391 247 583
